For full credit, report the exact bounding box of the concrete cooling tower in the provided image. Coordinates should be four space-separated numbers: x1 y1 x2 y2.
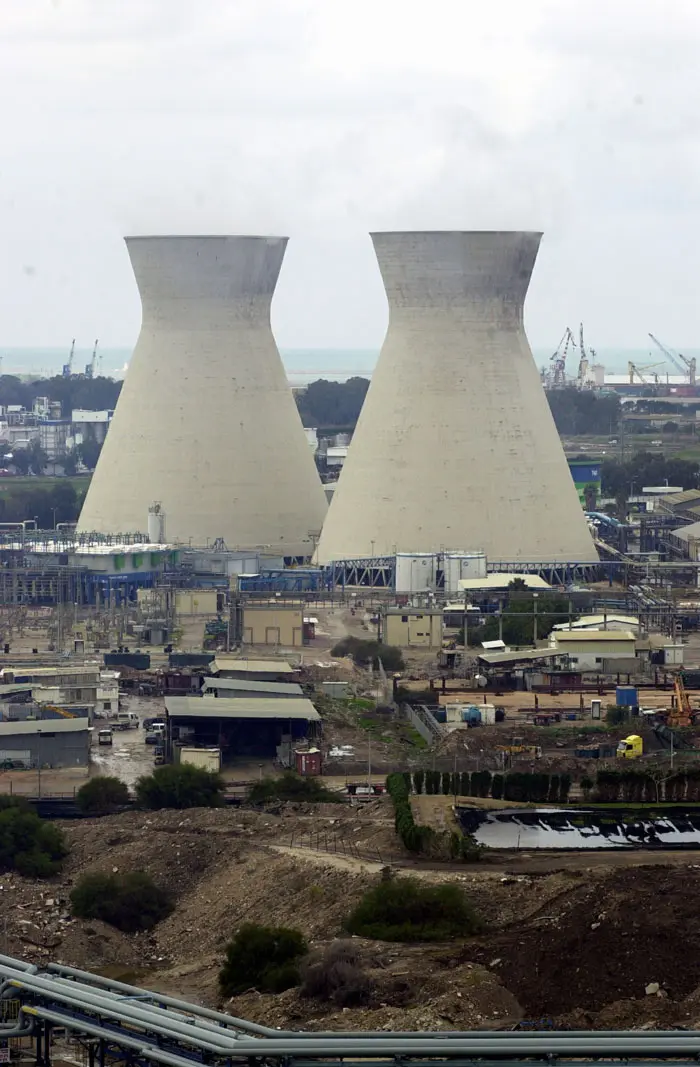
316 231 598 564
78 236 327 552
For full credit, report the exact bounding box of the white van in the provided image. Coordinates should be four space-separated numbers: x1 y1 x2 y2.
116 710 139 730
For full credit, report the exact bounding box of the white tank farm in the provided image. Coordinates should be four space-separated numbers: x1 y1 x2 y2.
78 236 327 553
316 231 598 564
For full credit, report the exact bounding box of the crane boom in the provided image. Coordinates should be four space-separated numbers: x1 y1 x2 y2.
649 332 697 386
62 340 75 379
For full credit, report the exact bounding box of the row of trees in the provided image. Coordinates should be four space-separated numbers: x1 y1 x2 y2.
407 769 572 804
296 377 369 430
0 374 121 414
593 766 700 803
386 772 483 861
601 451 700 495
0 480 84 527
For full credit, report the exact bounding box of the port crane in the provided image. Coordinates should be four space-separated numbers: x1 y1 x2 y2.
62 339 75 379
648 332 696 386
628 361 665 386
548 327 576 388
84 339 100 379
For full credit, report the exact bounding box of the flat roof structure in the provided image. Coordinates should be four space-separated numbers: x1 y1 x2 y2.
210 657 294 675
0 718 90 736
458 574 552 591
476 649 561 666
201 678 304 697
165 696 320 721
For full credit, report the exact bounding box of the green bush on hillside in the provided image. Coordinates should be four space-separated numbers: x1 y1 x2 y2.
71 871 173 932
219 923 308 996
76 776 130 814
0 797 67 878
135 763 224 809
344 875 483 942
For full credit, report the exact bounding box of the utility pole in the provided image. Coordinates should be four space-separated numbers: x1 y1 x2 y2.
533 593 539 645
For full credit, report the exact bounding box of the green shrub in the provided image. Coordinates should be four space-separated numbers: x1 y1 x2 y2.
0 800 67 878
330 637 405 672
219 923 308 996
71 871 173 932
412 769 425 795
344 876 483 942
77 776 130 814
248 772 339 805
300 940 372 1007
135 764 224 809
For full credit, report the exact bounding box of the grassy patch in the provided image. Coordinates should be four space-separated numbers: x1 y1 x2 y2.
0 475 91 493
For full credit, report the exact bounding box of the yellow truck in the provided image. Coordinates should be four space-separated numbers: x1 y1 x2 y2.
616 734 643 759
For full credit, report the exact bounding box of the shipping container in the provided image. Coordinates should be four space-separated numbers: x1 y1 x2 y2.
178 747 221 773
295 748 322 776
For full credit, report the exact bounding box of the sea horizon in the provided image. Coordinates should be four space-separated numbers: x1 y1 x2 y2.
0 345 699 384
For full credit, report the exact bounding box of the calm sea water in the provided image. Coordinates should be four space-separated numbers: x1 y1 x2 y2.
2 345 700 383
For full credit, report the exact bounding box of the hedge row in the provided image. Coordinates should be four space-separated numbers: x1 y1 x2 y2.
595 767 700 803
385 773 482 862
409 769 571 804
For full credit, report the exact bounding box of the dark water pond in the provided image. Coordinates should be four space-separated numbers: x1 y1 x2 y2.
457 806 700 850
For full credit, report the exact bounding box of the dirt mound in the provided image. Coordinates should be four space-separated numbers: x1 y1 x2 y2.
468 865 700 1016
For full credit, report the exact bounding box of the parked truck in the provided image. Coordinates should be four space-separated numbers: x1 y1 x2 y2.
617 734 643 759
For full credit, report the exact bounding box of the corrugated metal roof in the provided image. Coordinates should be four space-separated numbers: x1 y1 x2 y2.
165 696 320 721
553 630 636 643
0 718 90 735
201 678 304 696
552 614 639 631
660 489 700 507
672 521 700 542
211 657 294 675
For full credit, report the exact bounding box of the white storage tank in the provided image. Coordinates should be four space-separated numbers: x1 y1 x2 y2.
443 551 487 592
395 553 437 593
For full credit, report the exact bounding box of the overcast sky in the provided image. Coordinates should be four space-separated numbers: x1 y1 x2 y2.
1 0 699 354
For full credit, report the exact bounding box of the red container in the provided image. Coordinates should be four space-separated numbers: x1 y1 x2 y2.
295 748 322 776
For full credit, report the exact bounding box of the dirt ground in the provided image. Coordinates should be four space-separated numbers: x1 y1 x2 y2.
5 802 700 1031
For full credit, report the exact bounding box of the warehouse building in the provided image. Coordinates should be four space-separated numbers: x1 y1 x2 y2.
209 657 297 682
164 695 320 762
0 717 91 769
549 630 638 671
201 678 304 699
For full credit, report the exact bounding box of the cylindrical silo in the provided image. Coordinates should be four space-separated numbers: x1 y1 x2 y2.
78 236 327 552
315 231 597 564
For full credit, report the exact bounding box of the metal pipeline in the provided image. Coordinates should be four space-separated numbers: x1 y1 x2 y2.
23 1004 207 1067
0 970 239 1054
43 959 278 1036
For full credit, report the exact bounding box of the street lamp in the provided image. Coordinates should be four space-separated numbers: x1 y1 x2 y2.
37 729 41 797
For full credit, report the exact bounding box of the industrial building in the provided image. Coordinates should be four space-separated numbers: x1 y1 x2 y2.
315 231 597 566
77 236 327 553
382 607 444 649
238 601 304 647
164 695 320 762
0 717 91 769
209 657 297 681
549 630 638 671
201 677 304 698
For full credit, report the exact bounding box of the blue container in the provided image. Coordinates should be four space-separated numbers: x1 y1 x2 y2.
616 686 638 707
433 708 447 723
566 713 577 721
462 706 482 724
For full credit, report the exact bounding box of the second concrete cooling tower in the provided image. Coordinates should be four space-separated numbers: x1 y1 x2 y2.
316 231 597 564
78 236 327 552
